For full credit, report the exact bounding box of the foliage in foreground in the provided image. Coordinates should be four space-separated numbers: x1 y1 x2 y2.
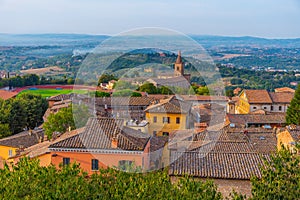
250 146 300 200
0 158 222 200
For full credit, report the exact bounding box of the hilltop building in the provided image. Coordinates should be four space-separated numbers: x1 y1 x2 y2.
147 51 191 89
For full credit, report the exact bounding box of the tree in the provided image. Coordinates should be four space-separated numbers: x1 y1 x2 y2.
138 82 157 94
95 91 111 97
196 86 210 95
16 93 48 129
0 158 223 200
43 106 75 138
131 92 142 97
0 124 11 139
286 84 300 125
98 73 118 85
43 104 90 139
158 86 174 95
250 146 300 200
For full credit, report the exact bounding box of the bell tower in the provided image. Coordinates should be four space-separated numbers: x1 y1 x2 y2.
174 51 184 76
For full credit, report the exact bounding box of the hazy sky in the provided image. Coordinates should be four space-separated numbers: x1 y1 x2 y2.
0 0 300 38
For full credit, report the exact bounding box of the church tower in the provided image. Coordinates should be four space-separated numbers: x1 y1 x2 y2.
174 51 184 77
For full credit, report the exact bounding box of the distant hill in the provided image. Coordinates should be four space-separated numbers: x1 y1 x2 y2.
1 33 300 48
0 33 109 46
191 35 300 48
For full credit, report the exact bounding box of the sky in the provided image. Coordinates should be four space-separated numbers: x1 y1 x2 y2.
0 0 300 38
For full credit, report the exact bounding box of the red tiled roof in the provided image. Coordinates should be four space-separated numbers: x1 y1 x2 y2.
169 151 269 179
181 95 229 102
0 128 44 148
49 118 150 151
275 87 295 93
0 90 18 100
243 90 272 104
269 92 294 104
145 96 191 114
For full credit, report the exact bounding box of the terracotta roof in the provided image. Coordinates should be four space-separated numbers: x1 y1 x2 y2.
14 128 85 159
243 90 272 104
248 133 277 153
49 118 150 151
191 141 254 153
0 128 44 148
169 151 269 179
145 96 191 114
275 87 295 93
269 92 294 104
147 76 190 88
0 90 18 100
96 97 155 106
47 93 74 101
226 113 286 126
181 95 229 102
149 136 168 152
147 94 173 101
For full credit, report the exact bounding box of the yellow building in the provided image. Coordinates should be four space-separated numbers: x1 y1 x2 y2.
277 126 300 151
0 129 44 167
235 89 293 114
145 96 191 136
11 128 84 167
236 90 273 114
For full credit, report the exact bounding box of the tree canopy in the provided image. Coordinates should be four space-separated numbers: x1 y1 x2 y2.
0 158 222 200
250 146 300 200
43 104 90 139
0 93 47 137
286 84 300 125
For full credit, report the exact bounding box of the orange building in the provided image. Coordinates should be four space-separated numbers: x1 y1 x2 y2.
11 128 84 167
49 118 166 174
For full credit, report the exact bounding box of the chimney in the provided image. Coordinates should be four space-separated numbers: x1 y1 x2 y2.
111 137 118 148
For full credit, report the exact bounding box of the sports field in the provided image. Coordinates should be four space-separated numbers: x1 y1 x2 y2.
18 88 89 98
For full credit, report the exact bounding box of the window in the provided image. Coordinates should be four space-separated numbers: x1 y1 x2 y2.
63 157 70 165
271 106 274 111
119 160 133 170
8 149 13 157
163 132 169 136
153 116 157 123
253 106 257 110
91 159 99 171
153 131 157 136
163 117 170 123
279 106 282 111
263 107 267 110
176 117 180 124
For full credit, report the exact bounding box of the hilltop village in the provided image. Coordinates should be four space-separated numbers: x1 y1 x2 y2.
0 52 299 197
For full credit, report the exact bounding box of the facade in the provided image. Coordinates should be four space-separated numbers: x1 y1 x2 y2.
226 113 286 128
49 118 166 174
95 97 156 120
145 96 192 136
0 128 44 165
235 89 294 114
11 128 84 167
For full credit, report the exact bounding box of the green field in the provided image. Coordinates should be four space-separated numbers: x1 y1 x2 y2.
18 89 89 98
